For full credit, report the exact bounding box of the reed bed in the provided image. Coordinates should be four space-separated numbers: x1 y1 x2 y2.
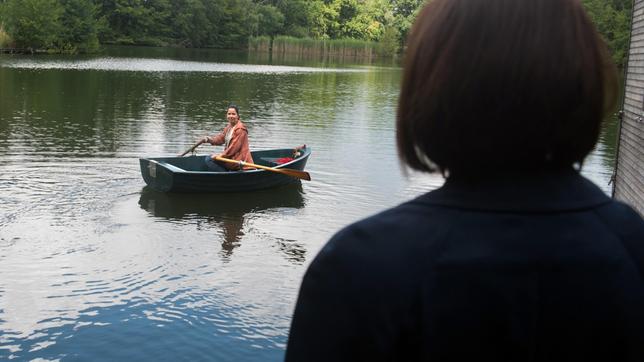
249 36 380 60
0 26 12 48
248 35 271 52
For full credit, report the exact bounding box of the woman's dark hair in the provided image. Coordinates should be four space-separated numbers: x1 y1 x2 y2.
397 0 618 178
227 104 240 117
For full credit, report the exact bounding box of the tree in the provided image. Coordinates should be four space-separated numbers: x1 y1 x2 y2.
171 0 211 47
255 4 285 37
275 0 309 37
391 0 426 47
145 0 172 42
306 0 334 38
582 0 631 67
2 0 62 50
217 0 254 48
59 0 100 52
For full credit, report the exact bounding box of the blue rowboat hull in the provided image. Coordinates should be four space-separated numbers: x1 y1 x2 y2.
139 147 311 193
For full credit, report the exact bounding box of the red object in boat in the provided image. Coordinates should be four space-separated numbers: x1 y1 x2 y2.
276 157 294 164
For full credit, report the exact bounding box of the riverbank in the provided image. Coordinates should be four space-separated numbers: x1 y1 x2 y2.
0 48 49 54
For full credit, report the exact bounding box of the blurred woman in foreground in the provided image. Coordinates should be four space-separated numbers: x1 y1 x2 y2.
286 0 644 360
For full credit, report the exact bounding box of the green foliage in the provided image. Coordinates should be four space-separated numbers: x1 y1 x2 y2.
255 4 285 37
170 0 211 47
59 0 100 52
377 26 399 57
217 0 254 48
275 0 310 37
390 0 426 47
0 0 632 62
3 0 63 50
582 0 631 67
0 0 102 53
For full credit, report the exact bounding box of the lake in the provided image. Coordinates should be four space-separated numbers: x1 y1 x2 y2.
0 46 618 361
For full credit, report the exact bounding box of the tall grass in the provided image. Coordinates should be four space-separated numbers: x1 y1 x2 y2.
249 36 381 60
248 35 271 52
0 25 12 48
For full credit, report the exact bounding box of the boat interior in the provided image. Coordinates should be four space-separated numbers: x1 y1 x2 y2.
150 148 308 172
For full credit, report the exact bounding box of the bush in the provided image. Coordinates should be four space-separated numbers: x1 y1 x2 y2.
3 0 62 50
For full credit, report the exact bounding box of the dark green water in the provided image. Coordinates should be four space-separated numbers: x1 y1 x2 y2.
0 46 617 361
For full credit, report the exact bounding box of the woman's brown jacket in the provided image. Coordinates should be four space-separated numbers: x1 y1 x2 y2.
206 121 254 170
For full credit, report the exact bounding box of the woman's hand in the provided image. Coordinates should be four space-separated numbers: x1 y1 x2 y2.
199 136 209 144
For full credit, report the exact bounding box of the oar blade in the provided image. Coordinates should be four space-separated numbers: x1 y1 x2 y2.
279 168 311 181
214 156 311 181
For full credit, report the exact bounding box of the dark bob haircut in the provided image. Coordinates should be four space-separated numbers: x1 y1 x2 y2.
397 0 618 178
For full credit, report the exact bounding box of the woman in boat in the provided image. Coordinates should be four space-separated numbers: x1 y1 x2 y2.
199 104 254 171
286 0 644 360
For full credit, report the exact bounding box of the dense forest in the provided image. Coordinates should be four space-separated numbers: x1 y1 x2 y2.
0 0 633 65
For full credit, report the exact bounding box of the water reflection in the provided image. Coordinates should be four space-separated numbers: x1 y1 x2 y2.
138 185 306 262
1 57 367 74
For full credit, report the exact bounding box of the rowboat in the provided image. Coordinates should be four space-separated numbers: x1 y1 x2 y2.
139 147 311 193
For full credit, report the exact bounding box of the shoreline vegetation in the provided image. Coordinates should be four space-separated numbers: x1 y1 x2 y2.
0 0 632 66
248 36 390 61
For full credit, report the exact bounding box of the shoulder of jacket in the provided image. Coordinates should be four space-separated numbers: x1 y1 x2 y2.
595 200 644 233
234 123 248 132
326 202 446 251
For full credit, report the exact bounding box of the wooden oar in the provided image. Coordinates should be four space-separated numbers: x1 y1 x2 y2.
214 156 311 181
178 140 203 157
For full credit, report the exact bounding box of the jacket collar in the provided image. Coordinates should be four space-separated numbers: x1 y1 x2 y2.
227 121 246 132
415 168 611 213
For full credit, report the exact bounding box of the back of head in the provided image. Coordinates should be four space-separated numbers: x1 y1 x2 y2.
397 0 618 178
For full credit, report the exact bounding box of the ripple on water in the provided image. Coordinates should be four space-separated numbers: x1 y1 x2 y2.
0 157 139 230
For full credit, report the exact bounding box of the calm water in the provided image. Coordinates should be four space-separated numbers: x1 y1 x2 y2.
0 47 617 361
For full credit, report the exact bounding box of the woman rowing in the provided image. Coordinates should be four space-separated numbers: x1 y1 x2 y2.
199 104 254 171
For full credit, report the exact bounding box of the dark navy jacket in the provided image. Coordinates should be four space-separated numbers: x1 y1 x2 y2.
286 170 644 361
